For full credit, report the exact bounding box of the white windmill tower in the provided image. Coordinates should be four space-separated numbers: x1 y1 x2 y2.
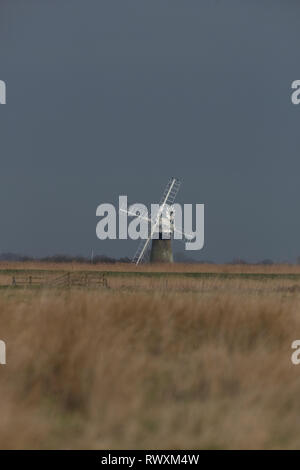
121 177 193 265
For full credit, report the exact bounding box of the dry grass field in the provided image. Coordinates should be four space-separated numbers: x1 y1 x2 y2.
0 262 300 449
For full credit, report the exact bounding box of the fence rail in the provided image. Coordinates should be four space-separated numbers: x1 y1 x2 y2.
11 272 109 289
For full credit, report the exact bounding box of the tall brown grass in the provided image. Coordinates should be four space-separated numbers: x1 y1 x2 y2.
0 283 300 449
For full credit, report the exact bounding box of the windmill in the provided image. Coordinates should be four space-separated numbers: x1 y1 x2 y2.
121 177 193 265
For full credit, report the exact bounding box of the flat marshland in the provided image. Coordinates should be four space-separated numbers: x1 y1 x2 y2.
1 262 300 449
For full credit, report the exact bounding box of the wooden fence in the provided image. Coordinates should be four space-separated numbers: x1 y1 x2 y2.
11 272 109 289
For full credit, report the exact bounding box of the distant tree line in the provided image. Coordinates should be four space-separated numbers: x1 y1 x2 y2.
229 258 274 265
0 252 131 264
0 252 297 265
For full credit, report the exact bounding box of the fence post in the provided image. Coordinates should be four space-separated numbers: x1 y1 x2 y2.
102 273 108 288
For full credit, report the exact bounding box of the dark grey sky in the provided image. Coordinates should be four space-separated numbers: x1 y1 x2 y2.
0 0 300 262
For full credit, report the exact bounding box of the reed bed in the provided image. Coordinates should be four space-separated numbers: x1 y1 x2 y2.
0 278 299 449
